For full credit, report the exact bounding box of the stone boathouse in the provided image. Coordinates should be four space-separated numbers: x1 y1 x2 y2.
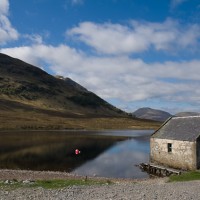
150 116 200 170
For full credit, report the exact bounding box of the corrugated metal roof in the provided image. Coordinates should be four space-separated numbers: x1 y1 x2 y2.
152 116 200 141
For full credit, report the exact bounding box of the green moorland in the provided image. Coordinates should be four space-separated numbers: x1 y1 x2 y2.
0 102 161 130
169 171 200 182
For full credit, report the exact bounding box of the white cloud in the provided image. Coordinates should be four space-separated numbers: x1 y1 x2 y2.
0 0 19 45
68 22 149 55
1 44 200 110
67 19 200 55
0 0 9 15
0 44 84 71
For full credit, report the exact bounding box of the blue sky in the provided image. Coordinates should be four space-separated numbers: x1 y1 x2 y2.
0 0 200 114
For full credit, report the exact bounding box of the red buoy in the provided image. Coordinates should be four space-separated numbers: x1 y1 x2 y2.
75 149 80 155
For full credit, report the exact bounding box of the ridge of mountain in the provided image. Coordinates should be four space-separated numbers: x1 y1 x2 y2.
54 75 88 92
133 107 172 122
0 53 125 117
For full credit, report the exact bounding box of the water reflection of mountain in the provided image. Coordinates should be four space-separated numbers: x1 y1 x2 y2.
0 131 126 172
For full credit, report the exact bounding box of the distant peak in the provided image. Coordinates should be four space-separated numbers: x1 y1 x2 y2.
133 107 172 122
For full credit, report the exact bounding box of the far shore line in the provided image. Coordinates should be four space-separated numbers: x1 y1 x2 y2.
0 127 156 132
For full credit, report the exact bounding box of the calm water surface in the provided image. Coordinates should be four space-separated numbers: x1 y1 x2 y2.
0 130 153 178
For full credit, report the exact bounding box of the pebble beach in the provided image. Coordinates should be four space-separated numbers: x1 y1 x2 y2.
0 169 200 200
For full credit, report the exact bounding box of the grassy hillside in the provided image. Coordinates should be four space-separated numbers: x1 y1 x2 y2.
0 98 160 130
0 53 161 130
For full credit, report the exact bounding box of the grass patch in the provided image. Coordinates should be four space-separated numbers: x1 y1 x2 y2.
169 171 200 182
0 179 112 189
33 179 111 189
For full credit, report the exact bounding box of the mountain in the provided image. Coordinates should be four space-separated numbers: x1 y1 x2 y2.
133 107 172 122
0 53 125 117
0 53 161 130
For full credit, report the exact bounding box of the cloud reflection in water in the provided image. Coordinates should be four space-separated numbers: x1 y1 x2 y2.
73 137 150 178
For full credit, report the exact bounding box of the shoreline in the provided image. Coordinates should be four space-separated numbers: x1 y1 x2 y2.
0 127 156 132
0 168 153 183
0 126 160 132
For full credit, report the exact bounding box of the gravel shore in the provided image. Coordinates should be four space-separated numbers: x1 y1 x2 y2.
0 169 200 200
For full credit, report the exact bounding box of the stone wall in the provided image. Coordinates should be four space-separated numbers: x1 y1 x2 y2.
150 138 196 170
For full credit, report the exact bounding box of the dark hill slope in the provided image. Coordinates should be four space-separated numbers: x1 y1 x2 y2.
0 53 125 117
